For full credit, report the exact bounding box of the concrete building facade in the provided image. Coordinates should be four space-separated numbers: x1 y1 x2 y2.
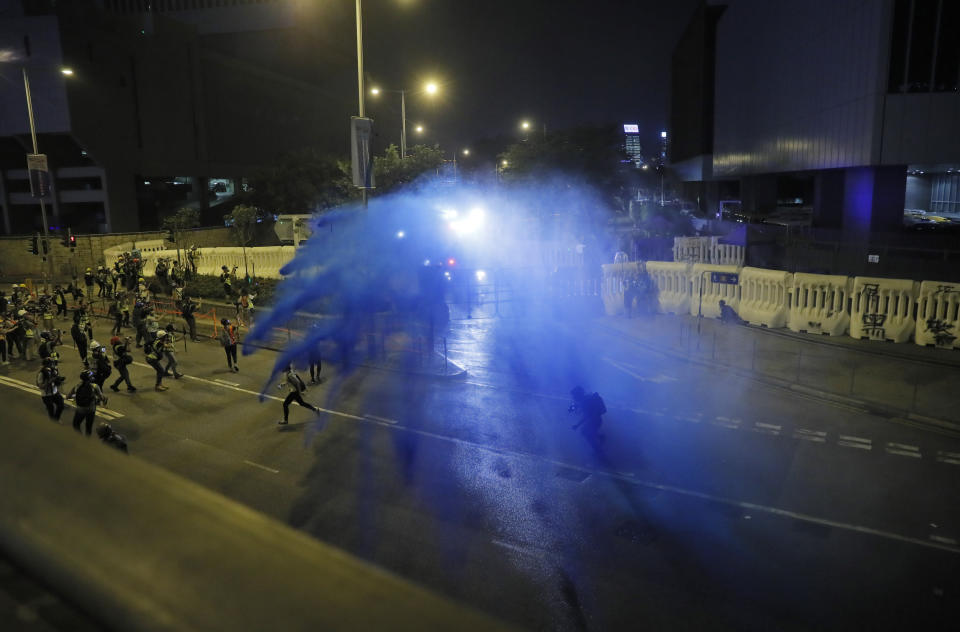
670 0 960 236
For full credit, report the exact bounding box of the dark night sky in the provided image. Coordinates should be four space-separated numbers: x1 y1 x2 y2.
226 0 700 156
359 0 700 151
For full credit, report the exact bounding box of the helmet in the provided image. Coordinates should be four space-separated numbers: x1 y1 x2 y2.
96 423 112 439
138 277 145 283
222 265 228 270
157 330 167 338
17 309 26 317
110 336 121 346
40 331 51 340
79 370 93 382
86 267 92 272
220 318 229 326
20 284 27 288
90 340 100 350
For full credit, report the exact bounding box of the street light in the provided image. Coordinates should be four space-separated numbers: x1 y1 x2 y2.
369 80 439 159
520 120 530 130
462 149 470 156
414 124 424 133
60 67 74 76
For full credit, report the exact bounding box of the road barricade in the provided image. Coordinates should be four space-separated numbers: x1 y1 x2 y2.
849 276 919 343
600 261 643 315
689 263 740 319
737 267 791 328
915 280 960 349
788 273 852 336
645 261 692 314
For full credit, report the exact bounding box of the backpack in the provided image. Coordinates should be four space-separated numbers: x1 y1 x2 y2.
75 382 95 407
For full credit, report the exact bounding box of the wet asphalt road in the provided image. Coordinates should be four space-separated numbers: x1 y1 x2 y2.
3 312 960 631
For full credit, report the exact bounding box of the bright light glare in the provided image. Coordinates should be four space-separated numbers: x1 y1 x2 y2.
521 121 530 130
447 258 456 266
415 125 424 133
448 207 485 236
425 82 438 94
370 87 381 95
440 208 458 220
462 149 470 156
475 269 487 282
60 68 74 76
396 230 405 239
641 164 649 170
501 160 508 166
423 259 431 266
661 130 668 138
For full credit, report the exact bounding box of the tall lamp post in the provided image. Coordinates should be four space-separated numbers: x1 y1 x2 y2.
21 67 70 291
370 81 438 159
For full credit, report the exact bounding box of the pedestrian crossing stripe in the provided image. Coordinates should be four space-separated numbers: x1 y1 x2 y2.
0 375 124 420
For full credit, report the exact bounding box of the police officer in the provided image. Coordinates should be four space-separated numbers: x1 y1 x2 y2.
109 335 136 392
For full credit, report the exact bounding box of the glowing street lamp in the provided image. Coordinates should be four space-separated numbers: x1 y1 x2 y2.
369 80 439 159
60 67 74 76
520 120 530 131
414 124 424 133
462 149 470 156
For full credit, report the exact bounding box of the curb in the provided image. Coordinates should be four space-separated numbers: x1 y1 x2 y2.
596 320 960 435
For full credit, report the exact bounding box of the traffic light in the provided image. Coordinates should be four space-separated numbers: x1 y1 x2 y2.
28 233 39 255
68 228 76 251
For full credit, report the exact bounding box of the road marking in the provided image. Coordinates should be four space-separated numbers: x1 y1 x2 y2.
243 460 279 474
602 357 678 383
793 428 827 443
214 378 240 387
490 539 543 558
678 415 702 424
838 435 872 450
929 535 958 546
752 422 781 435
935 451 960 465
365 414 398 425
131 362 366 421
711 416 741 429
886 442 921 458
0 375 124 420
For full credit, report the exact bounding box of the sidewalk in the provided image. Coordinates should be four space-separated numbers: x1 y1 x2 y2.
598 312 960 432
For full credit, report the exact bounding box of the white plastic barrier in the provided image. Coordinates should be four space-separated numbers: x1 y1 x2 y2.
689 263 741 318
135 246 298 280
711 241 744 266
672 236 744 266
646 261 692 314
788 273 852 336
737 267 791 328
849 276 919 343
915 280 960 349
600 261 643 315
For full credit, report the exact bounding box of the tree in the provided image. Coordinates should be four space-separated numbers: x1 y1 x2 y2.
497 125 638 218
243 148 356 214
161 206 200 264
371 144 446 195
224 204 261 280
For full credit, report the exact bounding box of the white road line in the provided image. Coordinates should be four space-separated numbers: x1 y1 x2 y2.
793 428 827 443
885 442 921 458
678 415 702 424
0 376 124 420
365 414 398 425
711 416 740 429
131 362 366 421
929 535 958 546
751 421 780 436
838 440 872 450
888 442 920 452
887 449 922 458
490 539 543 558
214 378 240 387
243 460 279 474
935 451 960 465
839 435 871 444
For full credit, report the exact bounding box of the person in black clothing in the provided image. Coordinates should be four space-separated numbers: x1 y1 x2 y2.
96 422 128 453
71 320 88 364
66 370 107 436
37 330 61 362
277 365 319 425
181 296 199 341
91 344 112 389
38 357 66 421
718 300 743 325
83 268 95 295
0 291 7 317
109 336 136 392
569 385 607 445
143 339 167 391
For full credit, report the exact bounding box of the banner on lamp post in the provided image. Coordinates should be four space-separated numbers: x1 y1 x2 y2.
26 153 50 198
350 117 375 189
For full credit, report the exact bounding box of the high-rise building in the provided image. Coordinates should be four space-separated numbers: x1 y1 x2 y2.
623 124 643 167
670 0 960 234
0 0 351 234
